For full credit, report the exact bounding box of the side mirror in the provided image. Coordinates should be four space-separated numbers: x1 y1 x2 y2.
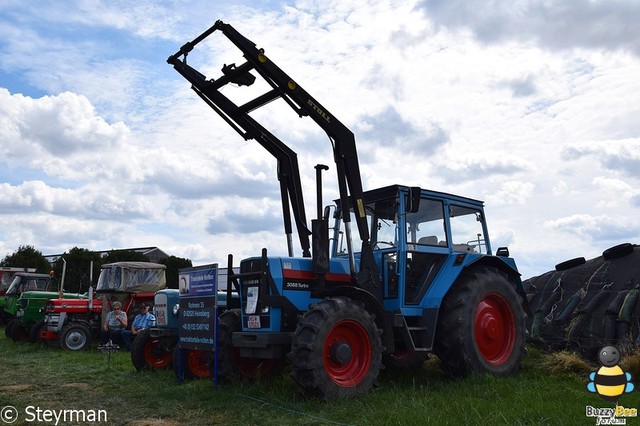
496 247 510 257
407 187 421 213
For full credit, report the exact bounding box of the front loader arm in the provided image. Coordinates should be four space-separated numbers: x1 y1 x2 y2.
168 31 311 258
168 20 382 298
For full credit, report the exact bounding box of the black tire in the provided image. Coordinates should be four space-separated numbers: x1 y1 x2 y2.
555 257 586 271
58 323 92 351
29 319 46 343
131 329 174 371
602 243 634 260
289 296 383 400
5 318 18 339
7 319 27 342
172 347 212 380
434 267 526 377
218 309 284 381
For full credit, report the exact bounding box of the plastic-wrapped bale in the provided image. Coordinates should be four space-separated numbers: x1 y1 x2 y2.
523 243 639 360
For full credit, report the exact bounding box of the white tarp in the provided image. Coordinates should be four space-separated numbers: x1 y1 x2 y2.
96 261 167 293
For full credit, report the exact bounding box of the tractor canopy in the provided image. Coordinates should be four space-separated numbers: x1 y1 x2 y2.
96 262 167 293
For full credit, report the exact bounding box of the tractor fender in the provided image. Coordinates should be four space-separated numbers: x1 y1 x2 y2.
61 315 96 336
67 317 93 330
312 285 393 354
462 255 530 316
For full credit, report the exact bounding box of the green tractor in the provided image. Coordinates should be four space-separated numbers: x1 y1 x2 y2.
8 290 88 342
2 272 53 336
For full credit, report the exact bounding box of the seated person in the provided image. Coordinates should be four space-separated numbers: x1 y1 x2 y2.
100 301 128 345
121 303 156 349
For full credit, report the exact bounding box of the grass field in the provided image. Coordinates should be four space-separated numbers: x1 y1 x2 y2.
0 333 637 426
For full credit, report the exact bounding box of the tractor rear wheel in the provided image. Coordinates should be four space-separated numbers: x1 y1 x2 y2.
218 309 283 381
131 329 173 371
59 323 92 351
434 267 525 377
290 296 383 400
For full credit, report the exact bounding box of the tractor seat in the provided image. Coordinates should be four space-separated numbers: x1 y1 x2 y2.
417 236 438 246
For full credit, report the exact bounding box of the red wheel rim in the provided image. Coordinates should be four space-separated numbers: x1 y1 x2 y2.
323 320 372 386
474 292 516 365
144 339 172 369
187 350 212 378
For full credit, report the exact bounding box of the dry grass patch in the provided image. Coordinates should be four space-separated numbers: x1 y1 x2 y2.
540 350 592 375
0 384 34 392
620 349 640 385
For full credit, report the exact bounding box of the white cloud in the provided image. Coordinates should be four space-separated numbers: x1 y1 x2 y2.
0 0 639 280
544 213 638 241
485 181 535 206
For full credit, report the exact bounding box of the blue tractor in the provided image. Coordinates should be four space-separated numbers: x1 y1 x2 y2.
169 20 529 399
131 288 179 371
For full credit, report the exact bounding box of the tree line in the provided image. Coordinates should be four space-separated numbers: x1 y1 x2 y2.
0 245 192 293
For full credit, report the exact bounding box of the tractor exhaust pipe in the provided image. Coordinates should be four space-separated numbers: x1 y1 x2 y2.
312 164 329 275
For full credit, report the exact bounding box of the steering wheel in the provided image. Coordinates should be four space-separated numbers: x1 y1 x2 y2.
372 241 395 249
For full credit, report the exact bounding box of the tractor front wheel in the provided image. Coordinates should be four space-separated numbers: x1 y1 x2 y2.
131 329 174 371
4 318 19 340
7 319 27 342
59 323 92 351
290 296 383 400
172 347 212 380
434 267 526 377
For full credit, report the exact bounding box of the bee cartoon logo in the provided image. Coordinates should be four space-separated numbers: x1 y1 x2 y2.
587 345 635 403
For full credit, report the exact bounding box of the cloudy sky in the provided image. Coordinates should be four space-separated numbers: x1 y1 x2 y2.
1 0 639 280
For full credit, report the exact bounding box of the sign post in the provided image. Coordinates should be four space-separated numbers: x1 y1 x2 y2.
177 263 218 385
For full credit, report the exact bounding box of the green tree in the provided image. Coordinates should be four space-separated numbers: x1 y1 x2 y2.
102 249 149 264
0 245 51 273
52 247 103 293
160 255 193 289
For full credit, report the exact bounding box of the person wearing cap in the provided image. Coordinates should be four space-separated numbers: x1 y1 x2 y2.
121 303 156 350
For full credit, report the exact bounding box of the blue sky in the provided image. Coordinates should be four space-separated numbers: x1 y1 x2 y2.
1 0 640 279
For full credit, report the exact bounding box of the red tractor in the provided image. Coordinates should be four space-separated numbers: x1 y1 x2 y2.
42 262 166 350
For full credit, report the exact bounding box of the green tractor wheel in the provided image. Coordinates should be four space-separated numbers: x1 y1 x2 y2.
4 318 18 339
6 319 27 342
